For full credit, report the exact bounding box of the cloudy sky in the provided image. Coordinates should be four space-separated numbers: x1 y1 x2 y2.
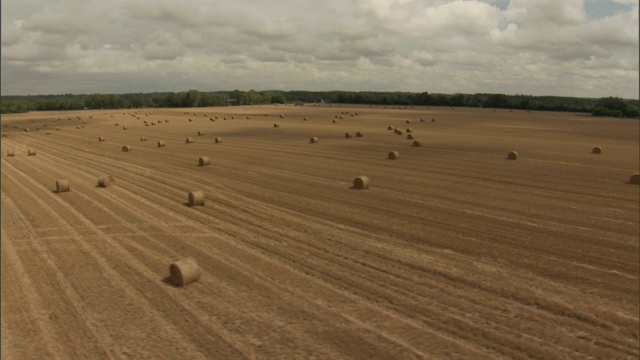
1 0 638 98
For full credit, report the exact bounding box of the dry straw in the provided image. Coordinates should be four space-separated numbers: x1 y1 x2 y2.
353 176 370 189
188 190 205 206
507 151 519 160
98 175 114 188
388 151 400 160
198 156 211 166
169 258 200 287
56 179 70 193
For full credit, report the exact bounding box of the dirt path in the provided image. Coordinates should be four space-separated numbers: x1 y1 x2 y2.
2 105 638 359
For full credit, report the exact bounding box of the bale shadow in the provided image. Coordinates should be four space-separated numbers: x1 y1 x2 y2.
161 276 180 288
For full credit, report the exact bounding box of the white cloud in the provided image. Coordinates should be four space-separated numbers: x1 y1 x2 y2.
1 0 638 98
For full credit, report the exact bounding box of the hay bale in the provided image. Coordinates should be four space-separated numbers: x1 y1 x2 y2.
629 173 640 184
169 258 200 287
412 140 420 147
279 114 284 118
198 156 211 166
188 119 193 122
151 123 156 126
310 137 319 144
273 123 279 128
45 131 51 135
122 145 131 152
507 151 519 160
76 125 81 129
157 120 162 124
215 137 223 144
157 140 166 148
122 126 128 130
420 118 425 122
396 130 404 135
388 126 394 130
98 175 114 188
56 179 70 193
115 123 119 126
406 120 410 124
353 176 370 189
198 131 204 136
145 123 150 127
56 127 60 130
140 136 147 141
432 118 436 122
345 132 352 138
6 150 15 157
98 136 106 142
388 151 399 160
407 133 415 140
28 149 36 156
188 190 205 206
332 119 337 123
592 146 602 154
406 128 413 133
303 117 308 121
185 137 194 144
165 119 169 123
356 132 363 137
24 128 30 132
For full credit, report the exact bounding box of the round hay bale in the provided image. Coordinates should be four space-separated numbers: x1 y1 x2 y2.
388 126 394 130
215 137 223 144
592 146 602 154
188 119 193 122
310 137 319 144
56 127 60 130
151 122 156 126
273 123 279 128
406 133 415 140
165 119 169 123
157 140 166 148
356 132 363 137
24 128 30 132
188 190 205 206
345 132 352 138
197 131 204 136
406 120 411 124
45 131 51 135
98 136 106 142
28 149 36 156
157 120 162 124
420 118 425 122
185 137 194 144
198 156 211 166
140 136 147 141
388 151 400 160
332 119 337 123
396 130 404 135
303 117 308 121
231 116 235 119
122 145 130 152
630 173 640 185
122 126 128 130
507 151 519 160
279 114 284 118
145 123 150 127
98 175 114 188
76 125 81 129
56 179 70 193
406 128 413 133
353 176 370 189
6 150 15 157
169 258 200 287
115 123 119 126
432 118 436 122
412 140 421 147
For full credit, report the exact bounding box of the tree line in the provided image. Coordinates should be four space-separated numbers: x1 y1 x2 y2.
2 90 638 118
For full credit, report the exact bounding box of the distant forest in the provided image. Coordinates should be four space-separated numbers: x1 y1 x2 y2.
2 90 639 118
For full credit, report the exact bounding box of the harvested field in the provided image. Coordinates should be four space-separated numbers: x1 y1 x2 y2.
1 105 639 359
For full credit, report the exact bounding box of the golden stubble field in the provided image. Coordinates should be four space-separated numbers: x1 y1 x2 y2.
1 104 639 359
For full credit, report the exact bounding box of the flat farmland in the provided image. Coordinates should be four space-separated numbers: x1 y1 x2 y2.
1 104 638 359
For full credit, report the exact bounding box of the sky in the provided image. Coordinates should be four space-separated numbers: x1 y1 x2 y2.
1 0 638 98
